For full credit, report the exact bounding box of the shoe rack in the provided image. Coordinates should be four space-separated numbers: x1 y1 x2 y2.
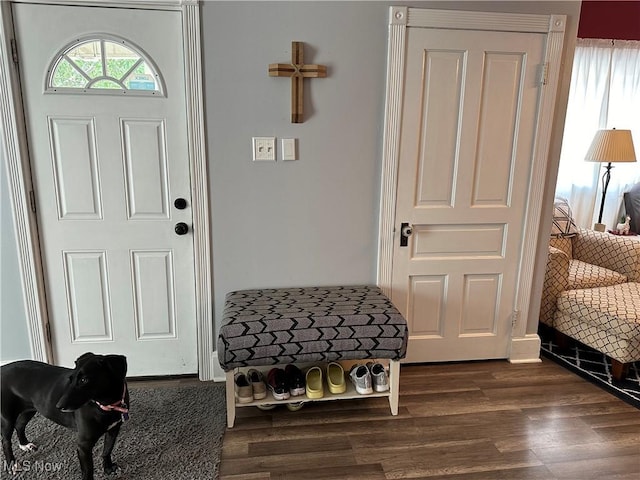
225 359 400 428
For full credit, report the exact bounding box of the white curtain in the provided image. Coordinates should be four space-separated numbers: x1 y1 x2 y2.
555 39 640 230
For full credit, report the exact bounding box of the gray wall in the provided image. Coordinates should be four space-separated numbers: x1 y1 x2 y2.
1 1 581 363
203 1 581 336
204 2 389 326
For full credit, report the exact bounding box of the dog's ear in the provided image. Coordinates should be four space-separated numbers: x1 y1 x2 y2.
75 352 95 367
105 355 127 379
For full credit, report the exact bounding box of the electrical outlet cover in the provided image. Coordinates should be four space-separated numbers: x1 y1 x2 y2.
252 137 276 161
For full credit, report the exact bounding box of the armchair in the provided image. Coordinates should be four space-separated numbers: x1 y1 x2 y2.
540 203 640 328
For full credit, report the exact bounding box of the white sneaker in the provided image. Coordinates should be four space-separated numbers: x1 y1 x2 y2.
234 373 253 403
367 362 390 392
247 369 268 400
349 364 373 395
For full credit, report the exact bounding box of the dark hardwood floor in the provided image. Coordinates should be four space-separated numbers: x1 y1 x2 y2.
219 358 640 480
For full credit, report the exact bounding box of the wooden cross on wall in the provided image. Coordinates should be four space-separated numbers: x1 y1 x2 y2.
269 42 327 123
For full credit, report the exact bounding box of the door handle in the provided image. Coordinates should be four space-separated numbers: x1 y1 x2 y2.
400 222 413 247
174 198 187 210
175 222 189 235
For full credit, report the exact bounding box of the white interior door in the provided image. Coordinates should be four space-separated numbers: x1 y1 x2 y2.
13 3 198 375
392 27 546 363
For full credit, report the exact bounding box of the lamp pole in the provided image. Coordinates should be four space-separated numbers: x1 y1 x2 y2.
597 162 613 224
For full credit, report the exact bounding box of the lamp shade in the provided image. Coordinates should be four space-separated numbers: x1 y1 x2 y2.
585 129 637 163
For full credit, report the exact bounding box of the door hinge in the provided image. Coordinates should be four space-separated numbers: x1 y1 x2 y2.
29 190 36 213
511 309 521 329
45 322 52 343
10 39 18 64
539 63 549 86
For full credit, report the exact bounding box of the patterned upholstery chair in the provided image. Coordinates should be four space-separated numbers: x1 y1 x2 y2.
539 199 640 379
554 282 640 380
539 199 640 328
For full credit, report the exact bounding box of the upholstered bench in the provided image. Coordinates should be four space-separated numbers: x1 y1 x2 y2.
217 285 408 427
554 282 640 380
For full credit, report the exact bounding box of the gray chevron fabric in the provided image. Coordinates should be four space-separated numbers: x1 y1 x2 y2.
217 286 408 371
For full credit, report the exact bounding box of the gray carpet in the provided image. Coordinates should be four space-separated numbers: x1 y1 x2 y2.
1 382 226 480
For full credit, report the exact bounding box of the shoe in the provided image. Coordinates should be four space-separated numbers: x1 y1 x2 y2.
267 368 290 401
349 364 373 395
305 366 324 399
286 401 305 412
327 362 346 394
285 364 306 397
234 372 253 403
247 369 268 400
367 362 390 392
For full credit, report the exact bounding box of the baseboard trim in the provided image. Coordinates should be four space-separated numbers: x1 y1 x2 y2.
206 350 226 382
509 334 542 364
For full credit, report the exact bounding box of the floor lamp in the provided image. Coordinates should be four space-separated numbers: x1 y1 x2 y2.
584 129 637 232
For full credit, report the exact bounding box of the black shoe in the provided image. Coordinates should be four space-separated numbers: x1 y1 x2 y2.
267 368 290 400
285 364 306 396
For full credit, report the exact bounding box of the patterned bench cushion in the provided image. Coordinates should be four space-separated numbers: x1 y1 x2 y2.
217 286 408 371
556 282 640 338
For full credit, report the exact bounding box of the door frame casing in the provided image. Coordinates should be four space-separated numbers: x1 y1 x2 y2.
377 7 566 363
0 0 215 380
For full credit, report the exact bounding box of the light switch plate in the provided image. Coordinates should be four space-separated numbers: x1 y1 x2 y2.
252 137 276 161
281 138 297 161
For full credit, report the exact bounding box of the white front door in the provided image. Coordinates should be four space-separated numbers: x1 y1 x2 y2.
13 3 198 375
392 27 546 363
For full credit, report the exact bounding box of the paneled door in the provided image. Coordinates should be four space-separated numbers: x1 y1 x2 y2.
392 26 546 362
13 3 197 375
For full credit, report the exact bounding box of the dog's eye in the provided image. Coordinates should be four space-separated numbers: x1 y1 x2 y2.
78 377 89 385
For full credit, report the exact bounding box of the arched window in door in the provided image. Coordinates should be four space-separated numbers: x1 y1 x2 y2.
46 35 165 96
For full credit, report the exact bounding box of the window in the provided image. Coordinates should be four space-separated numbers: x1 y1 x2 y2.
46 36 165 96
556 39 640 228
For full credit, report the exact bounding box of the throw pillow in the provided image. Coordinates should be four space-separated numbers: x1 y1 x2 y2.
623 183 640 234
551 197 578 237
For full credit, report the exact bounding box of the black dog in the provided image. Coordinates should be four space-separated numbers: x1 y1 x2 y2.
1 353 128 479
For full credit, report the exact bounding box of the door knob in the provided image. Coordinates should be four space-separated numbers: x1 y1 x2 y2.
400 222 413 247
175 222 189 235
174 198 187 210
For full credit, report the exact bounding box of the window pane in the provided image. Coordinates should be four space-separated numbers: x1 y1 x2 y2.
106 58 139 80
51 58 87 88
74 58 103 79
48 36 163 95
104 43 140 80
92 79 122 89
67 41 104 79
126 70 159 91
